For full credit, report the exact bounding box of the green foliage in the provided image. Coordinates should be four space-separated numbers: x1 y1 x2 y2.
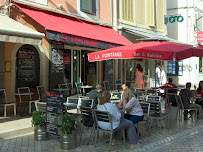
32 111 46 127
61 114 77 134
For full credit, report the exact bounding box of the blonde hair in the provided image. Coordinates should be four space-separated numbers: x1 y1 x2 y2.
99 91 111 105
123 89 134 102
161 65 165 71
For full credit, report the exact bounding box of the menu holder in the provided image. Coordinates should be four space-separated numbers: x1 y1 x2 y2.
46 92 64 137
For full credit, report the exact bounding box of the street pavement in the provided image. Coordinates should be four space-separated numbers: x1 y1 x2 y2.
0 107 203 152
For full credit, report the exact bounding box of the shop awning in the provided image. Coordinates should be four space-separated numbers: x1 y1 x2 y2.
0 15 44 45
14 4 132 49
123 27 190 45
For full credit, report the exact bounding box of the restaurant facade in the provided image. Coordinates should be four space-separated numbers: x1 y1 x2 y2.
3 0 133 104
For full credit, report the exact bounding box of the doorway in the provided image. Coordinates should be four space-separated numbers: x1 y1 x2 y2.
81 51 96 87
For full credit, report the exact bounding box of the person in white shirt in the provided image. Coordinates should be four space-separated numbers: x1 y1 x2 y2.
156 63 161 86
160 65 167 85
97 91 138 148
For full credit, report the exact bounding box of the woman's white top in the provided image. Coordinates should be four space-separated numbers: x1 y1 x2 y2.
161 70 166 85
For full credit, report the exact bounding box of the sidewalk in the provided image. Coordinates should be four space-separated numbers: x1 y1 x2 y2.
0 107 203 152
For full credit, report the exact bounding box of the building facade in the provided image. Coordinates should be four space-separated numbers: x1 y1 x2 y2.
0 0 133 106
167 0 203 86
110 0 168 88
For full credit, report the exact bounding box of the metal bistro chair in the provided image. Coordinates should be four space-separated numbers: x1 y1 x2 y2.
34 101 46 116
136 102 151 136
93 109 125 152
103 81 110 91
146 95 169 129
166 93 176 109
175 94 197 121
0 89 16 118
79 106 95 145
58 83 71 97
36 86 47 102
17 87 38 114
114 79 123 90
75 82 84 94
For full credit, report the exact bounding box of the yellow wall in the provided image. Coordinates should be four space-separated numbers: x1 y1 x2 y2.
136 0 145 25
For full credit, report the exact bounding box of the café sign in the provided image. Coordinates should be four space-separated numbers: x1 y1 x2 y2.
47 30 119 49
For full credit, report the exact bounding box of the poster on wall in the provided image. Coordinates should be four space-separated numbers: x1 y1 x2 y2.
51 41 64 73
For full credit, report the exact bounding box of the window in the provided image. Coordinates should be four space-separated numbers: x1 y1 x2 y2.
146 0 155 27
122 0 134 22
199 57 203 72
80 0 96 15
167 59 183 76
27 0 47 5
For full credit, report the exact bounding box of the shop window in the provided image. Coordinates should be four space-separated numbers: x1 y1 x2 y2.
167 59 183 76
80 0 96 15
122 0 134 22
27 0 47 5
64 50 71 83
146 0 155 27
16 45 40 88
199 57 203 73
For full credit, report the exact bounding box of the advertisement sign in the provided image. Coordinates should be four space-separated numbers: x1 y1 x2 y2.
197 31 203 43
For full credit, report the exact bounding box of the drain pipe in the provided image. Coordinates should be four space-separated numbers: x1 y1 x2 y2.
110 0 113 26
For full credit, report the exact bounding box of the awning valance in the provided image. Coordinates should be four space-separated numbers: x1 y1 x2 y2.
0 15 44 45
14 4 133 49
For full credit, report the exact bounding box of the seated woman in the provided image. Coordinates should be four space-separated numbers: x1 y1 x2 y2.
97 91 138 148
117 89 144 124
194 81 203 108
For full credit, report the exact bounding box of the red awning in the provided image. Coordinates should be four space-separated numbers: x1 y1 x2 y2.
14 4 132 46
88 41 203 61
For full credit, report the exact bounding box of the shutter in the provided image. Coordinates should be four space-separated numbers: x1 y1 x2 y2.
80 0 96 15
146 0 155 27
122 0 134 22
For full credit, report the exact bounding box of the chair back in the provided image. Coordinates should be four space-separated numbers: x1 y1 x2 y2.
17 87 31 101
175 95 184 110
80 98 94 108
34 101 46 113
58 84 68 89
75 82 83 94
145 89 156 95
18 87 30 93
146 95 161 102
103 81 110 91
36 86 46 100
166 93 176 107
80 106 94 127
93 109 113 130
0 89 6 103
111 92 122 100
140 102 151 116
66 83 72 90
67 97 79 104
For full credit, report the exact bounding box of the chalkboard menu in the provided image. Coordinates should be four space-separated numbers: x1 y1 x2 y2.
46 92 64 137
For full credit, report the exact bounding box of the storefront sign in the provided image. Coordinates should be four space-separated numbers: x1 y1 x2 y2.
169 15 184 23
47 31 119 49
197 31 203 43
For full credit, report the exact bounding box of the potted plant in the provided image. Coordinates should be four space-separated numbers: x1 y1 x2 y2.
60 114 77 150
32 111 47 141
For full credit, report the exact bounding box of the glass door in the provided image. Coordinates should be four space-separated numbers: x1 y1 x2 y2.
73 50 81 85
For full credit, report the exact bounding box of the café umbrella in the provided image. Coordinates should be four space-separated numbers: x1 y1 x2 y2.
88 41 203 62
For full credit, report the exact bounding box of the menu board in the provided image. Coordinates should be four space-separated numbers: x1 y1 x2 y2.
167 59 183 76
46 92 64 137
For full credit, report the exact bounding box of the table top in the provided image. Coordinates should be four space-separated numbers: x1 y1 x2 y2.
79 85 93 88
15 93 33 96
53 88 71 92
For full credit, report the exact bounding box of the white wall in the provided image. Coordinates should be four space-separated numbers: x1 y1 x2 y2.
167 0 203 87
